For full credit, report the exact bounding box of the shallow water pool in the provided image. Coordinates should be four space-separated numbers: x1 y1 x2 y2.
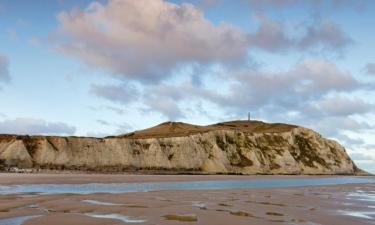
0 177 373 195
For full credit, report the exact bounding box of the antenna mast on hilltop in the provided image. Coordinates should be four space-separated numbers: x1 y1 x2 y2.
248 112 250 121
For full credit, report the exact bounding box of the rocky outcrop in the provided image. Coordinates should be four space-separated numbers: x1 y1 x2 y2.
0 120 360 174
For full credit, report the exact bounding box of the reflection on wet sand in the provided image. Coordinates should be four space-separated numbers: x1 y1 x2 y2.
0 215 41 225
338 210 374 219
84 213 146 223
336 189 375 221
346 191 375 202
0 176 374 225
81 199 123 206
192 201 207 210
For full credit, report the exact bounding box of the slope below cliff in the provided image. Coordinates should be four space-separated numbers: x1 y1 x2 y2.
0 120 361 175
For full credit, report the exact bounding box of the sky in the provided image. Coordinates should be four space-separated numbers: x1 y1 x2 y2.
0 0 374 173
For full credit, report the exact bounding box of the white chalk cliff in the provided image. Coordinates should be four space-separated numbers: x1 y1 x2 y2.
0 120 360 174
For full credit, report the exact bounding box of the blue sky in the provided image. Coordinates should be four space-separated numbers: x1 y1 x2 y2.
0 0 374 173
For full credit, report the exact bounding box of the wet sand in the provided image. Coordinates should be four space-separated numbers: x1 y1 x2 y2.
0 173 328 185
0 173 374 225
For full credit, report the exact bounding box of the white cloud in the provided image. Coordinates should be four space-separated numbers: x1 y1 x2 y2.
96 119 111 126
87 122 133 137
207 59 362 110
349 152 375 174
0 118 76 135
307 116 372 137
105 106 124 115
334 134 365 146
0 54 10 85
86 131 112 138
90 82 139 104
298 20 353 51
350 152 373 161
88 58 373 126
305 95 374 117
143 97 184 120
365 63 375 75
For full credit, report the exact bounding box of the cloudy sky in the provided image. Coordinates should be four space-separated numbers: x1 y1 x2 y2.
0 0 374 172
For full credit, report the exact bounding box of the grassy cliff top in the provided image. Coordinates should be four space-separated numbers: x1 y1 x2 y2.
116 120 298 139
0 120 298 140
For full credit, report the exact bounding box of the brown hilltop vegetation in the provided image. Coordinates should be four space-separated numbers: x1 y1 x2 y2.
0 120 365 175
116 120 298 139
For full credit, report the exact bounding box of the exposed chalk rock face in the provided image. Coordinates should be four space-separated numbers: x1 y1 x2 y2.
0 121 359 174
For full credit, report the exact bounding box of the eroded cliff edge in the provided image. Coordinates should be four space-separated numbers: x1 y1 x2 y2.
0 120 361 174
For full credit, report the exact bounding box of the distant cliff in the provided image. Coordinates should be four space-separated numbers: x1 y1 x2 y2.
0 120 360 174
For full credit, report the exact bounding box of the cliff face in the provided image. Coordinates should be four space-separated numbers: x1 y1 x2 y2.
0 121 358 174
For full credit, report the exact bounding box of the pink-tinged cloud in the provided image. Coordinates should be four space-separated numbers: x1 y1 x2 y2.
250 15 352 52
56 0 249 82
55 0 351 83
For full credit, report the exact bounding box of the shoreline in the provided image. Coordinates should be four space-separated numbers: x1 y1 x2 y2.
0 172 373 185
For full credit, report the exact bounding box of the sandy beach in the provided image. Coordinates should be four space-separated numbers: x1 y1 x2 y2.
0 173 374 225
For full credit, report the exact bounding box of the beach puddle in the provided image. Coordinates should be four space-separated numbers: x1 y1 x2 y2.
19 194 40 198
25 204 51 212
347 191 375 202
0 186 12 192
85 213 146 223
192 201 206 209
81 199 123 206
82 199 147 208
342 202 354 206
0 215 41 225
290 221 321 225
163 214 198 222
338 210 375 220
